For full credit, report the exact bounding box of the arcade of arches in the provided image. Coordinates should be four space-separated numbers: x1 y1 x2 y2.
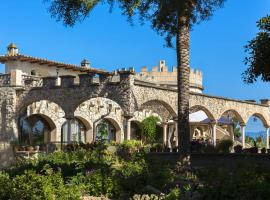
0 70 269 161
17 97 270 150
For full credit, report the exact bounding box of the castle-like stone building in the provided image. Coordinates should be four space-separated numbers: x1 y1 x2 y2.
0 43 269 168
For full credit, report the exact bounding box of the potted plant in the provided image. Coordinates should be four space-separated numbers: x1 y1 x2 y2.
34 142 41 151
26 145 34 151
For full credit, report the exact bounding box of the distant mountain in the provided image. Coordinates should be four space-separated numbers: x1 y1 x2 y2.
246 131 266 139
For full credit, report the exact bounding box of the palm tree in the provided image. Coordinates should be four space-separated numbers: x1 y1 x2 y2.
45 0 226 160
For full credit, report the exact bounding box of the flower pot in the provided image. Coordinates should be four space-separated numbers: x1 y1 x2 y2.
34 145 40 151
26 146 34 151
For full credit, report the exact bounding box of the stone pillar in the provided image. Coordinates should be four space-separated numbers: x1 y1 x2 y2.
67 119 72 144
163 123 168 146
211 122 217 146
127 119 131 140
174 121 178 147
229 125 235 143
240 124 246 148
10 69 22 86
266 126 269 149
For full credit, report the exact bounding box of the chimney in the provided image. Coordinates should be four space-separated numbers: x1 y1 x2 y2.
7 43 19 56
81 59 91 68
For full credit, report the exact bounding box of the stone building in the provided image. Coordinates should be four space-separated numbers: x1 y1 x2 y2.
136 60 203 93
0 43 269 168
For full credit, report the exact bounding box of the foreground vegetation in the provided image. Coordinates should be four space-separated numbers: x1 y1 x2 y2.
2 140 270 200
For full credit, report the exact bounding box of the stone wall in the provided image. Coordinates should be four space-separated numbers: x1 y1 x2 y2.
0 87 17 168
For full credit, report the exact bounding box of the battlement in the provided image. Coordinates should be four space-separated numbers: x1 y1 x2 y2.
137 60 203 93
0 68 136 89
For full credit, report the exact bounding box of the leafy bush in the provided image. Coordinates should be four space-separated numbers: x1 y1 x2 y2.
0 169 82 200
70 170 121 198
217 139 233 153
197 164 270 200
121 140 143 151
141 116 160 144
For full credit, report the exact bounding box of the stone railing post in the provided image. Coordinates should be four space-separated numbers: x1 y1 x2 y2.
42 77 57 88
60 75 75 87
10 69 22 86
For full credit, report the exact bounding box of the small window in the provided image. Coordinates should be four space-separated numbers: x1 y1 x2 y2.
31 70 36 76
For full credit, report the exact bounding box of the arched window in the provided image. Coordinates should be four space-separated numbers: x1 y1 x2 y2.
61 118 86 144
19 114 53 146
96 119 116 142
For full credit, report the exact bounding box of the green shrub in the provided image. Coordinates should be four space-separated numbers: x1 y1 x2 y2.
70 170 121 198
141 116 160 144
217 139 233 153
0 169 81 200
0 172 12 199
121 140 142 151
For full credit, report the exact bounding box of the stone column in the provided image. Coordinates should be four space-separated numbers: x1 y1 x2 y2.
229 125 235 143
127 120 131 140
67 119 72 144
240 124 246 149
163 123 168 146
174 121 178 147
211 122 217 146
266 126 269 149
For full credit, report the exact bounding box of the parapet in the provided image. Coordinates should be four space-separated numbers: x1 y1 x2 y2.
260 99 270 106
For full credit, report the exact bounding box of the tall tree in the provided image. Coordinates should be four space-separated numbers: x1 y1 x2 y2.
45 0 225 160
243 15 270 83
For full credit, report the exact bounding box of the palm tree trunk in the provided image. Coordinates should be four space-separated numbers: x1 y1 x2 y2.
177 15 190 161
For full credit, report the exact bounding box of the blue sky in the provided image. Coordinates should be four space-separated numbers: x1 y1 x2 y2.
0 0 269 132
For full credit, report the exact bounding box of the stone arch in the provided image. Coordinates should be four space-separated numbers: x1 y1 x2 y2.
19 113 57 144
74 116 93 143
132 110 162 123
218 109 245 124
189 105 216 121
18 100 66 142
74 97 124 142
104 117 122 142
140 99 177 122
129 119 142 140
246 113 269 127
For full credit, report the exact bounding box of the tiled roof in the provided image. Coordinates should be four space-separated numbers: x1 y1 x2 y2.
0 54 109 75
